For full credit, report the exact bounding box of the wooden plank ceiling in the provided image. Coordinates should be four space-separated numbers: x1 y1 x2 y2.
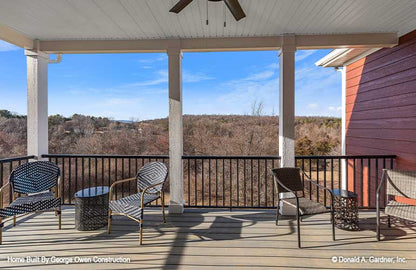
0 0 416 41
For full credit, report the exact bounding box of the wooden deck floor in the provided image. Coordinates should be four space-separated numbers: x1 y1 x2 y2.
0 207 415 269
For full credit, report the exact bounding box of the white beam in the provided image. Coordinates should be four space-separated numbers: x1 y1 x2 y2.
0 25 34 49
168 46 184 214
279 36 296 168
25 50 48 159
38 33 397 54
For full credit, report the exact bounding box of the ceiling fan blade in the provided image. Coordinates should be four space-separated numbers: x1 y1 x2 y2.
169 0 194 13
223 0 246 21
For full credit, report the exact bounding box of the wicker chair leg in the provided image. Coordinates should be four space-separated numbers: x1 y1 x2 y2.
58 207 62 229
331 211 336 241
297 212 301 248
107 210 112 234
275 206 279 226
161 195 166 224
13 216 16 226
275 198 280 226
387 215 391 228
0 218 2 245
139 219 143 245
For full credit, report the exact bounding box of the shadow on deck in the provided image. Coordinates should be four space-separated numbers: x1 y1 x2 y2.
0 207 415 269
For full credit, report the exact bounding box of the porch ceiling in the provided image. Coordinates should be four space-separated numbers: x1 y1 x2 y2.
1 0 416 42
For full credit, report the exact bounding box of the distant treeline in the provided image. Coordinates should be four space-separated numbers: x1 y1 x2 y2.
0 110 340 158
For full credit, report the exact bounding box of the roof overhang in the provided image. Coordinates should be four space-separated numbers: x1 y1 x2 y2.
315 48 381 68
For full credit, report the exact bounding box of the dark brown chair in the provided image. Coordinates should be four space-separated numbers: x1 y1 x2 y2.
272 167 335 248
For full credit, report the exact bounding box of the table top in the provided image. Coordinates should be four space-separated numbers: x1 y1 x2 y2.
331 189 358 198
75 186 110 198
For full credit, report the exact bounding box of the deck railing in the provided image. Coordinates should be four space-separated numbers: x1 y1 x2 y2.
24 154 396 209
296 155 396 208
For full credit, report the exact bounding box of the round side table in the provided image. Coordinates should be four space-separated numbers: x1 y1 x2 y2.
331 189 359 231
75 186 109 231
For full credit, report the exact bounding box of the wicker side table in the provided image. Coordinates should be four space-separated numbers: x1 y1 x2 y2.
75 186 110 231
331 189 359 231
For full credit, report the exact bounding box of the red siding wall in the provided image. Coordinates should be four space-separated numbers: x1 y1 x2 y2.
345 29 416 205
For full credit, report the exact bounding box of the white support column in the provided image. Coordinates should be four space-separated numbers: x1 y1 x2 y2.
278 37 297 215
25 50 49 160
340 66 347 190
279 37 296 168
168 47 185 214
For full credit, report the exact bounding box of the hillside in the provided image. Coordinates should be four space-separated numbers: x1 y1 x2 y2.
0 110 341 158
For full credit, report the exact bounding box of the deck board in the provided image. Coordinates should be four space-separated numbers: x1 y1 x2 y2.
0 207 415 269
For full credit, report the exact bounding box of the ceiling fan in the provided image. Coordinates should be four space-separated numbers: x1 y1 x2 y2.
170 0 246 21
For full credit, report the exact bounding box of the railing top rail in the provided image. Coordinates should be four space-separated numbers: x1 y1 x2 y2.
0 155 35 163
42 154 169 159
183 155 281 160
295 154 396 159
41 154 397 160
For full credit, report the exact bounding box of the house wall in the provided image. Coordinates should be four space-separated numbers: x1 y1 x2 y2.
345 29 416 206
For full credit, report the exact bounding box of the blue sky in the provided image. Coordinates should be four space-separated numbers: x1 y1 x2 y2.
0 40 341 120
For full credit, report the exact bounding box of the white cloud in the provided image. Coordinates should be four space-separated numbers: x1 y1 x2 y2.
243 70 275 81
296 50 318 62
0 40 20 52
138 55 167 64
307 103 319 109
183 71 214 83
329 106 342 112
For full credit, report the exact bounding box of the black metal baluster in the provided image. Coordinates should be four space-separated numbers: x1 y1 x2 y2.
230 159 232 209
222 159 225 207
368 158 371 208
69 158 72 204
345 158 349 191
360 158 364 207
244 159 247 207
121 158 125 197
331 159 334 195
257 159 260 207
209 159 212 207
309 158 312 200
265 159 268 207
215 159 218 207
323 158 327 206
75 158 78 198
202 159 205 206
88 158 91 189
188 158 191 206
115 158 118 200
82 158 85 190
353 158 356 203
251 159 254 207
236 159 239 207
195 159 198 206
316 158 320 203
62 158 65 204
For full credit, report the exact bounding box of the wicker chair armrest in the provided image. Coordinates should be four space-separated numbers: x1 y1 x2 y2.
54 177 62 198
0 182 10 208
302 171 335 207
109 177 137 201
140 181 165 208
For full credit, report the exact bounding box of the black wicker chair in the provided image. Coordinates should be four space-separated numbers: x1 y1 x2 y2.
108 162 168 245
376 169 416 241
0 161 61 244
272 167 335 248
